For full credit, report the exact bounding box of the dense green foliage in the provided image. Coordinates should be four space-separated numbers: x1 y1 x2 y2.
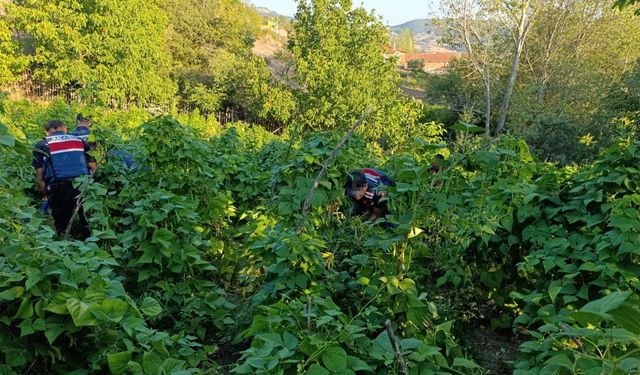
1 0 640 373
428 0 640 164
1 92 639 373
0 13 23 85
7 0 176 106
290 0 421 147
1 0 294 121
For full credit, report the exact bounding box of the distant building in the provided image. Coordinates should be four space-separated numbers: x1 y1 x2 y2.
385 46 462 73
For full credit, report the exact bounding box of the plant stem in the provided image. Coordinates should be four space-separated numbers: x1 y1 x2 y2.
296 108 372 235
385 319 409 375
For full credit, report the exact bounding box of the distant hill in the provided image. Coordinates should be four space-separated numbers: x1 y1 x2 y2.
390 19 443 52
254 6 291 20
391 19 439 36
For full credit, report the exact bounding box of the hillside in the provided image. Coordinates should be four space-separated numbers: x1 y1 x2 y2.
390 18 438 35
390 18 443 52
255 6 292 20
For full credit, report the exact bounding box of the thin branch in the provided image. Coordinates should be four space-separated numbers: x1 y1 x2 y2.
295 108 373 234
385 319 409 375
306 294 313 332
64 193 84 240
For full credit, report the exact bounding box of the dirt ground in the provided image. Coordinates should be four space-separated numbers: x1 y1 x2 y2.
462 325 523 374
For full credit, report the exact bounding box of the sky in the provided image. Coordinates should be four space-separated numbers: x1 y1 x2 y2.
249 0 440 26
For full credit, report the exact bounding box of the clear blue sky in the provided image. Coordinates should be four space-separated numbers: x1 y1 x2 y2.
249 0 439 26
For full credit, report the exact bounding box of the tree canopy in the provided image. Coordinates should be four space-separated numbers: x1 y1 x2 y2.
7 0 176 107
290 0 423 146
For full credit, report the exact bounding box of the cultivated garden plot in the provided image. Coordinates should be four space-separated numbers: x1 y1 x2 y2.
1 102 639 374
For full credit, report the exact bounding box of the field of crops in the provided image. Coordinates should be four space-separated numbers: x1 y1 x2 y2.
1 100 639 374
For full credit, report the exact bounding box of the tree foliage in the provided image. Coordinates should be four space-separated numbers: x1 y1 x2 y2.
7 0 176 107
0 9 25 85
395 28 415 52
290 0 422 147
2 98 640 373
434 0 640 162
614 0 640 14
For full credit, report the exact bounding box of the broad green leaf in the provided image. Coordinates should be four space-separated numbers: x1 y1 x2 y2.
0 286 25 301
257 332 282 346
453 357 480 369
282 332 299 350
152 228 175 248
400 338 422 350
322 346 347 373
346 356 373 371
545 354 573 370
18 318 34 336
66 298 99 326
436 320 453 333
32 318 46 331
306 364 330 375
417 344 441 356
143 351 163 374
160 358 186 372
45 325 65 344
127 361 144 375
14 297 33 319
101 299 130 323
415 137 446 150
617 357 640 373
108 352 132 375
610 305 640 334
45 292 73 314
548 281 563 303
140 297 162 317
0 134 15 147
451 122 485 133
580 291 632 319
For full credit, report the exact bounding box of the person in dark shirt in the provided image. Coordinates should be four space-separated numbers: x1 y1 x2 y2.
69 113 94 149
429 154 446 174
33 119 97 239
345 168 395 224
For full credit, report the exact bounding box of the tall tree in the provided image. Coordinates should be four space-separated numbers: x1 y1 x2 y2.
162 0 295 122
493 0 538 137
395 28 415 52
0 8 24 85
7 0 176 107
290 0 417 145
441 0 498 137
517 1 640 120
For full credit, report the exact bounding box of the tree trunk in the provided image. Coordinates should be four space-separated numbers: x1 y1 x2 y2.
495 2 534 137
495 39 523 137
484 78 491 137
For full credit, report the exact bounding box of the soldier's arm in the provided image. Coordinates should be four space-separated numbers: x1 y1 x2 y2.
368 207 385 222
35 168 46 197
84 141 97 173
88 161 97 174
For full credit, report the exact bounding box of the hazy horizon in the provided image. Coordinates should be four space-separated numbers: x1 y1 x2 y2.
250 0 440 26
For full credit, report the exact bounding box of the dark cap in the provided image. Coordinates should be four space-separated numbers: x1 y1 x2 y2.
76 113 92 122
44 119 66 131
